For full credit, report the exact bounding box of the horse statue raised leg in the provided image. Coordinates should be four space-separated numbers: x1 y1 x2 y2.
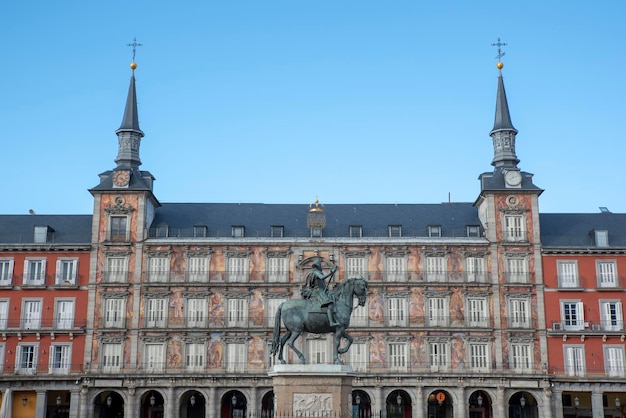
270 276 368 365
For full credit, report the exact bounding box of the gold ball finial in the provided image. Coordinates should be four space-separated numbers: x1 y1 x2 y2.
496 61 504 70
130 62 137 70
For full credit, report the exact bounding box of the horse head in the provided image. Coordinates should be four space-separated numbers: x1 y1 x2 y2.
353 276 368 307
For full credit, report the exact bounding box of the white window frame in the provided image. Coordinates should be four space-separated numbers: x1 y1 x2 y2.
428 297 448 327
101 342 122 373
469 342 490 372
509 298 530 328
561 301 584 331
595 230 609 247
597 261 618 288
467 297 488 327
426 256 447 282
511 343 532 373
105 257 128 283
55 258 78 285
387 297 406 326
104 298 126 328
227 298 249 327
0 300 8 329
232 226 245 238
23 299 42 329
564 345 586 376
428 225 442 238
386 257 407 282
465 257 485 283
23 258 46 285
49 343 72 374
34 226 50 243
187 256 209 282
0 258 14 286
388 342 408 372
557 260 579 288
148 257 170 283
270 226 284 238
144 343 165 372
146 298 168 328
347 342 368 372
506 257 528 283
55 299 75 330
266 298 286 327
388 225 402 238
466 225 480 237
267 257 288 283
226 342 246 372
186 298 208 328
349 225 362 238
346 257 368 279
228 257 249 283
429 341 450 371
16 343 39 374
0 343 4 374
186 342 205 371
307 338 330 365
600 300 623 331
504 214 525 242
604 345 625 377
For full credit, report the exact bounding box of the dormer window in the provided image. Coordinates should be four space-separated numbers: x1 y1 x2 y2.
232 226 245 238
193 225 207 238
594 230 609 247
466 225 481 237
310 227 323 238
34 226 53 243
155 225 169 238
388 225 402 238
349 225 363 238
270 226 284 238
428 225 441 238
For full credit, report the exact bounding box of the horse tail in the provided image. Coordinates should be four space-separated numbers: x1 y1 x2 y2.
270 302 283 356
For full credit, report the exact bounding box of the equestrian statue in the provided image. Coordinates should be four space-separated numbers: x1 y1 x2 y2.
270 258 368 365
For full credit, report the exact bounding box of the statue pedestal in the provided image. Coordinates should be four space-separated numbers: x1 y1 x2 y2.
269 364 355 416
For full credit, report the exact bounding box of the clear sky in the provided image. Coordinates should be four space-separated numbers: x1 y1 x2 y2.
1 1 625 215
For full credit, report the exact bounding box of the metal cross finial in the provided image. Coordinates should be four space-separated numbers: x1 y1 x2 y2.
491 37 507 61
127 37 143 61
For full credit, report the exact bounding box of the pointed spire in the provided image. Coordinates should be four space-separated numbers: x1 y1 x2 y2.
489 38 519 168
114 40 145 168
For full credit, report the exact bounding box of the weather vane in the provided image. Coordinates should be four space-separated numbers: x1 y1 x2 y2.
127 37 142 62
491 37 507 61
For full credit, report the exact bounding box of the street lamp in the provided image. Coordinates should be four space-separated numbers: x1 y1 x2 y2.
190 394 196 407
520 396 526 418
477 394 483 407
574 396 580 418
355 394 361 418
150 394 156 407
22 396 28 407
56 395 62 418
106 396 112 407
231 394 237 418
396 393 402 406
616 397 621 409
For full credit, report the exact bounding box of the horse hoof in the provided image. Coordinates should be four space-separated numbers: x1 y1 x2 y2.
280 360 286 365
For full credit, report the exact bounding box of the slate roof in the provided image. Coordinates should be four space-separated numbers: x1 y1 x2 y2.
149 202 482 238
0 215 92 245
540 212 626 248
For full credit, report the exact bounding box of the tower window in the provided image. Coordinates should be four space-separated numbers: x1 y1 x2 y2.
110 216 128 242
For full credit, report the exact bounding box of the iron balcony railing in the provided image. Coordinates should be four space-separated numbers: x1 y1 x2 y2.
0 318 87 331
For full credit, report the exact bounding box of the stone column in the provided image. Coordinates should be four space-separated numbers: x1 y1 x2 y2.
496 387 505 418
375 385 383 417
542 388 553 418
414 386 423 418
69 390 80 418
125 386 136 418
35 391 47 418
250 387 258 415
80 387 91 418
592 391 604 418
207 386 216 418
552 389 563 418
167 386 176 418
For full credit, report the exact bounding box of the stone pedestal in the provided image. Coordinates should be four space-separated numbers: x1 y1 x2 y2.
269 364 355 416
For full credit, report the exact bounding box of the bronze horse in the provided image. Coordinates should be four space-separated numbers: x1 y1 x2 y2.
270 276 368 365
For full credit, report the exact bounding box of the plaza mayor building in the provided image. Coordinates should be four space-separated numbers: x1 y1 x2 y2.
0 53 625 418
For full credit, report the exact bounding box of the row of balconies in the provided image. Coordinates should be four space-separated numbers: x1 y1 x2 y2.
549 319 625 333
0 318 87 331
100 270 533 284
555 275 624 290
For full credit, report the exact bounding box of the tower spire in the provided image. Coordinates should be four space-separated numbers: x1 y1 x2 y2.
115 38 144 168
489 38 519 168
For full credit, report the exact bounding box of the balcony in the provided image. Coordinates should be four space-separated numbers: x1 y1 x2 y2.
556 275 585 290
0 318 87 332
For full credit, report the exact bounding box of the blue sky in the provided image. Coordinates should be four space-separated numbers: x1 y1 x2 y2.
1 1 625 215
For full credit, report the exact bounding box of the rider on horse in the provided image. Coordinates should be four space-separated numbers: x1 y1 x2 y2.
304 259 340 327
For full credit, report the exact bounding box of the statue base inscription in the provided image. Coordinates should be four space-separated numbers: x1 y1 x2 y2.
269 364 356 416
